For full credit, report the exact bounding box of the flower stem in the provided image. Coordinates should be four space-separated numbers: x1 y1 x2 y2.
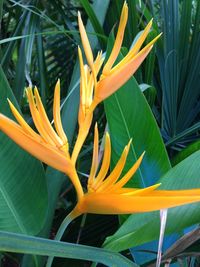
46 208 82 267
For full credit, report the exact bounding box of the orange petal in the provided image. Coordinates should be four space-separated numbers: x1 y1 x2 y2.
77 191 200 214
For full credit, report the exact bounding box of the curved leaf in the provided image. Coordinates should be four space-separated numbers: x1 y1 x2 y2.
0 66 47 234
0 231 137 267
104 71 170 187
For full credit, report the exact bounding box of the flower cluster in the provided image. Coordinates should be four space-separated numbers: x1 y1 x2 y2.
0 2 200 220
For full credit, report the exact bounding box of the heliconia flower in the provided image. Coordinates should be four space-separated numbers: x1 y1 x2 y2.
78 1 162 107
72 2 161 165
0 81 84 199
74 125 200 215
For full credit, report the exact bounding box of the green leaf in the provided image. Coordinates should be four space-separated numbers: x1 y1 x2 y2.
0 66 47 235
104 150 200 252
172 139 200 166
0 231 137 267
104 73 171 187
80 0 106 47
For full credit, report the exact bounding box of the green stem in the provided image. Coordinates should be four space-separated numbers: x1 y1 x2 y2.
46 208 82 267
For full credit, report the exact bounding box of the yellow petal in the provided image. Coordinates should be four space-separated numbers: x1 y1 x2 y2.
111 33 162 75
8 99 42 143
95 45 153 101
78 47 86 106
78 12 97 88
94 51 104 75
78 47 87 125
88 124 99 189
71 112 93 164
93 133 111 188
120 19 153 66
0 114 72 175
111 152 145 191
97 184 160 195
147 189 200 197
78 12 94 69
120 183 161 196
77 191 200 214
53 80 68 148
97 140 132 192
103 1 128 75
26 88 55 145
34 87 63 148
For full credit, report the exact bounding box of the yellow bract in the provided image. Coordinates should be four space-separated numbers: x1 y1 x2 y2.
75 125 200 215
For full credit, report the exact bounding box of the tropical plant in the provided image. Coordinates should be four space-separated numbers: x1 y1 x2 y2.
0 0 199 267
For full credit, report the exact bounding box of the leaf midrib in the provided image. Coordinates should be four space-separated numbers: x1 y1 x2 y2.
0 180 26 233
114 94 145 187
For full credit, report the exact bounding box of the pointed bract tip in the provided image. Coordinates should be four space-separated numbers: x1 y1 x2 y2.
25 87 31 96
55 79 60 94
123 1 128 9
94 122 98 131
126 138 132 151
141 151 146 157
146 18 153 28
105 132 110 139
33 86 39 95
128 138 132 145
7 98 14 109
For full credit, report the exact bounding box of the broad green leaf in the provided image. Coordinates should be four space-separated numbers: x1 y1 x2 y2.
0 231 137 267
104 150 200 252
104 74 171 187
172 139 200 166
0 66 47 235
